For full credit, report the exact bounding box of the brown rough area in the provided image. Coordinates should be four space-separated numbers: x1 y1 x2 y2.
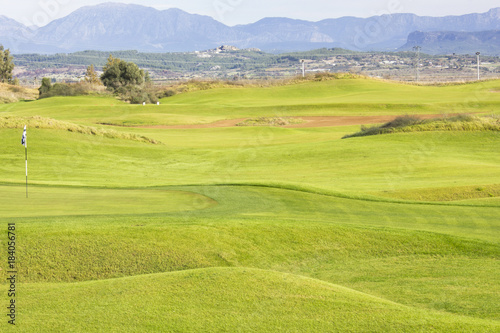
137 114 458 129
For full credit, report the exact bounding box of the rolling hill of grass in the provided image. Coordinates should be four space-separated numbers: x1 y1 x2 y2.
20 268 499 332
1 77 499 331
1 78 500 126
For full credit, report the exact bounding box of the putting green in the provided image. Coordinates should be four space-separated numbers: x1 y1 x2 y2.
0 185 217 217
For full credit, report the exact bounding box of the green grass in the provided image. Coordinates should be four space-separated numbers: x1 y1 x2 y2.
18 268 499 332
1 78 500 126
375 184 500 201
1 77 499 332
0 115 159 143
0 185 216 217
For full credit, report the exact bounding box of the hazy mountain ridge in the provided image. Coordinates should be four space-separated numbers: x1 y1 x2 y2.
1 3 499 54
400 30 500 55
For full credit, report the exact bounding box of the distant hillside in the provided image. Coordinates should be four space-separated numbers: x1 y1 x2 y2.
0 4 499 54
400 30 500 55
32 3 250 53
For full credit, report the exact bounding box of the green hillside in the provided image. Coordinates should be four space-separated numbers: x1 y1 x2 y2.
1 78 500 126
1 77 499 332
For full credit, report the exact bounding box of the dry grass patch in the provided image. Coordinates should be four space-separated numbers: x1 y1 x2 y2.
0 82 38 103
0 115 159 144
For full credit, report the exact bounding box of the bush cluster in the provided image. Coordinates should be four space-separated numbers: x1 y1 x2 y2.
115 86 158 104
38 80 103 99
343 114 500 139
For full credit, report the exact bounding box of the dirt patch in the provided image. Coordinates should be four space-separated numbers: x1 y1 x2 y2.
135 114 459 130
138 118 245 129
285 116 401 128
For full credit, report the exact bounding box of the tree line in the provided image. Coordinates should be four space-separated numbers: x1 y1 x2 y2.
39 55 158 104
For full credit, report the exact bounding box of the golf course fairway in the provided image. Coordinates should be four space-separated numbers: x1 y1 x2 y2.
1 77 499 332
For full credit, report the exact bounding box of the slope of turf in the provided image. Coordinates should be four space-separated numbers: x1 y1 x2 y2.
0 78 499 126
1 127 499 199
17 268 499 333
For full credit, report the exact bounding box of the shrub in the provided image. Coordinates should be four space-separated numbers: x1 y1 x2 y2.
380 115 423 129
38 81 108 99
118 85 158 104
343 114 500 139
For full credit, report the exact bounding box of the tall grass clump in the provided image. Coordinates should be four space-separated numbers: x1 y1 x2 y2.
38 81 108 99
0 115 159 144
343 114 500 139
0 82 38 103
236 117 305 127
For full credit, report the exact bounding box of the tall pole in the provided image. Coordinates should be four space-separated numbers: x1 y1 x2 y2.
301 60 305 78
22 125 28 198
413 46 421 82
25 145 28 198
476 52 481 81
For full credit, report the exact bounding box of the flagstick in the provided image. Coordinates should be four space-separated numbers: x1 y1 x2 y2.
25 144 28 198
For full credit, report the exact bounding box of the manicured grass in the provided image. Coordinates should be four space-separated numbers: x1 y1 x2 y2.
0 185 216 217
1 78 499 126
5 185 499 325
1 127 499 197
375 184 500 201
1 78 499 331
15 268 499 332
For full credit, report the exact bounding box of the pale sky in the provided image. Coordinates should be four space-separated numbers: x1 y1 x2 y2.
1 0 499 27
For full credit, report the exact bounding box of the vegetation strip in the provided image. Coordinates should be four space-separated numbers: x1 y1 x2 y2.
343 114 500 138
0 115 159 144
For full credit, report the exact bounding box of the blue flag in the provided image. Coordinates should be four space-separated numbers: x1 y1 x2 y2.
21 126 26 147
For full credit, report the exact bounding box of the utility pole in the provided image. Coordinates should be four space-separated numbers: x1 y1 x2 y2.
413 46 421 82
301 59 305 78
476 52 481 81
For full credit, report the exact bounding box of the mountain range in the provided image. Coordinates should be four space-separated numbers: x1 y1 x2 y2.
1 3 499 54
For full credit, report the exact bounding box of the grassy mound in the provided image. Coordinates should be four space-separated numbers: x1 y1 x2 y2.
19 268 499 333
0 82 38 103
11 185 499 321
343 114 500 138
0 115 159 144
2 78 500 127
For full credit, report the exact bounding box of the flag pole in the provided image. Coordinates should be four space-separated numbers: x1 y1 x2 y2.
25 143 28 198
22 125 28 198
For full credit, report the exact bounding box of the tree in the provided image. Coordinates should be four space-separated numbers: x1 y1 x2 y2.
84 64 100 85
100 55 145 91
38 78 52 97
0 45 15 83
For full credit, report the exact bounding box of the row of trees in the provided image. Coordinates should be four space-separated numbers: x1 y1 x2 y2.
40 55 157 104
0 45 15 83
